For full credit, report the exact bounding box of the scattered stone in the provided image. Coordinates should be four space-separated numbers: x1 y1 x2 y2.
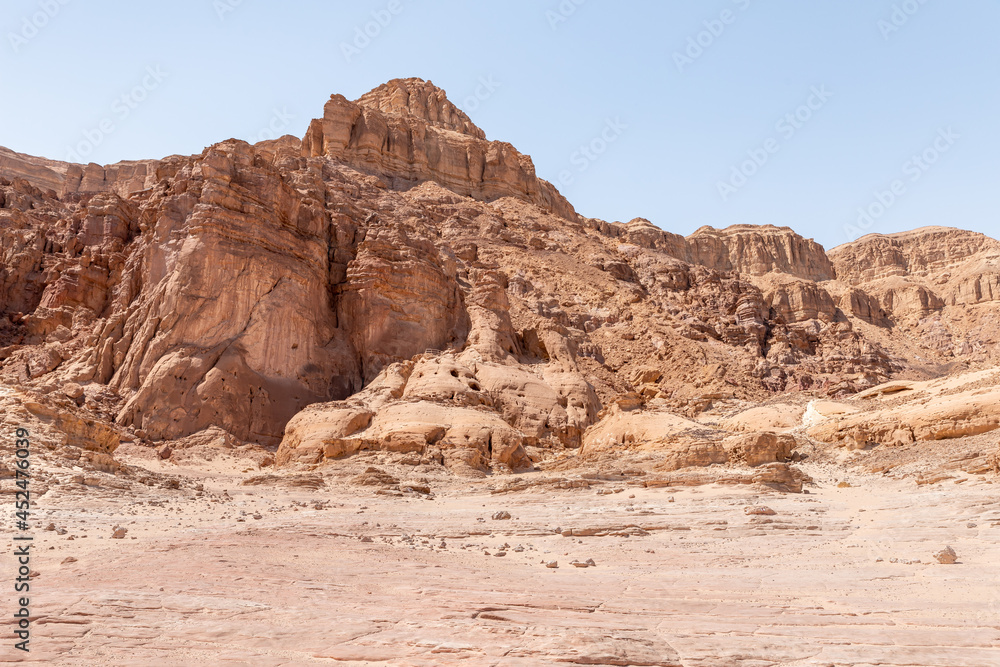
745 506 777 516
492 511 512 521
111 526 127 539
545 561 559 569
62 382 85 404
935 546 958 565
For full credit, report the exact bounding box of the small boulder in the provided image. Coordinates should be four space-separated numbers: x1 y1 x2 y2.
744 506 777 516
934 546 958 564
62 382 85 405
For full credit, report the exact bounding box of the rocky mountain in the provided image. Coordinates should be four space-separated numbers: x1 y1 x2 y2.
1 77 998 481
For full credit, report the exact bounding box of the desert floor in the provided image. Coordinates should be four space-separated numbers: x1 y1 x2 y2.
3 451 999 667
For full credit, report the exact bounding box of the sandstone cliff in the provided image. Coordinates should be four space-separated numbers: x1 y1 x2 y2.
1 78 998 476
301 78 578 221
0 145 185 198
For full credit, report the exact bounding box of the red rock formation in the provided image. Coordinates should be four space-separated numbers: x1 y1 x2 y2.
0 79 997 470
302 78 577 220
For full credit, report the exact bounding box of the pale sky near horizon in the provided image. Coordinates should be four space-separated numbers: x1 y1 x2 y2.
1 1 997 250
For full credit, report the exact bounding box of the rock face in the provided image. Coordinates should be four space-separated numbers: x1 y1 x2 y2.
302 78 577 220
579 402 797 473
610 220 835 281
276 349 599 475
828 228 1000 365
685 225 836 281
1 77 999 476
0 145 184 198
807 369 1000 448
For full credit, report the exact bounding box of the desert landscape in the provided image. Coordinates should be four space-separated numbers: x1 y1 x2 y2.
2 78 999 665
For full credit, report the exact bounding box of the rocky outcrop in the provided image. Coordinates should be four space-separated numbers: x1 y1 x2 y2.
722 431 797 467
765 280 837 324
830 227 1000 314
275 350 598 474
610 220 834 282
302 78 577 220
807 370 1000 448
356 79 486 139
98 141 362 445
878 280 946 319
1 78 998 476
838 287 889 324
341 220 468 382
952 272 1000 306
0 145 184 198
580 403 797 469
22 398 119 454
832 227 999 284
0 146 70 195
685 225 835 281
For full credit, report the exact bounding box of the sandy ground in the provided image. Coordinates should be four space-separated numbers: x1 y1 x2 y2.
2 454 999 666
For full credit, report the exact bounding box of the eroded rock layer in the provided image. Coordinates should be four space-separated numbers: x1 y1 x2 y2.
1 77 998 474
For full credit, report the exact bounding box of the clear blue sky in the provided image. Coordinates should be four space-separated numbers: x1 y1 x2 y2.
1 0 997 249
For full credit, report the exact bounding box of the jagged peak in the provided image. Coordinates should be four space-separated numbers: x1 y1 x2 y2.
355 77 486 140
